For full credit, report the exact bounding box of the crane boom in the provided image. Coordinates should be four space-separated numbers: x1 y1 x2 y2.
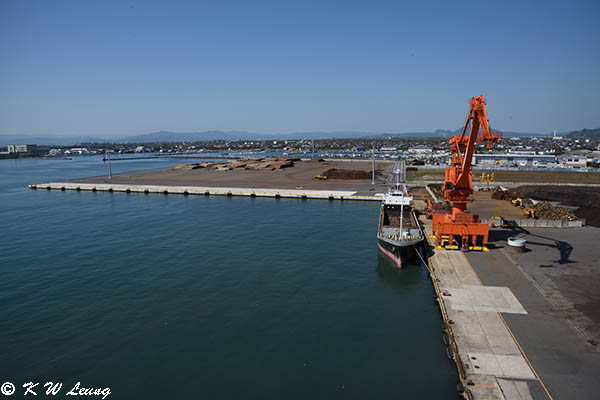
444 96 502 214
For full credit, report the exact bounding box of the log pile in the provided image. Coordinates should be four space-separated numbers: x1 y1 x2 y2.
321 168 381 180
428 183 444 200
172 162 212 170
533 202 578 221
388 214 414 227
172 157 297 172
492 188 579 221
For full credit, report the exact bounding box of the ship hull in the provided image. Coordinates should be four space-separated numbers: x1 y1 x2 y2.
377 239 420 269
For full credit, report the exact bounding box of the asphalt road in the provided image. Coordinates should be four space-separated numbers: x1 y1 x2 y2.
466 226 600 400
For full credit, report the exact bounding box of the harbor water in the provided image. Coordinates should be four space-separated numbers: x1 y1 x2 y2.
1 157 458 399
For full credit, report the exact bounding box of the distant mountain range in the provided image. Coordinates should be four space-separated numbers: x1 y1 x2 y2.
0 134 108 147
0 128 574 146
114 128 558 143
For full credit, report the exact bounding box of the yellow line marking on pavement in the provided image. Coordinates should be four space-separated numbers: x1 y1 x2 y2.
463 255 554 400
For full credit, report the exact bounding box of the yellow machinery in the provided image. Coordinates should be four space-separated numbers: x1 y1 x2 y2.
512 198 523 207
480 172 495 190
313 175 328 180
524 208 536 219
481 172 495 183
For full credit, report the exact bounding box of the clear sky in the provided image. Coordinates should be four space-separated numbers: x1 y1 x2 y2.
1 0 598 137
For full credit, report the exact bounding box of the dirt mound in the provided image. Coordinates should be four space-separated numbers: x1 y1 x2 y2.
493 185 600 226
491 187 519 201
321 168 379 180
514 185 600 208
575 206 600 227
515 185 600 227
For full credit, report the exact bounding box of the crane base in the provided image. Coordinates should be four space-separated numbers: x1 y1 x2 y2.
431 212 490 250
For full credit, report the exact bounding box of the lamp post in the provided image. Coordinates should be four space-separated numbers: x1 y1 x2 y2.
371 142 375 185
105 150 112 179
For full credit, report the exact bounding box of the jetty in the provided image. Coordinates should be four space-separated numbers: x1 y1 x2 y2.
28 182 382 201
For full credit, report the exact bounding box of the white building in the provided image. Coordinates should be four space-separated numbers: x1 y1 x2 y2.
66 147 89 155
552 130 564 140
560 154 587 168
7 144 36 153
473 153 557 167
408 146 432 155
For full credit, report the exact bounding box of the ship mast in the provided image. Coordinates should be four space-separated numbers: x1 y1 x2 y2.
392 160 407 239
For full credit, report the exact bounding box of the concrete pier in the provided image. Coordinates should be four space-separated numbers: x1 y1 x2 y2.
29 182 383 201
420 214 600 399
420 215 544 399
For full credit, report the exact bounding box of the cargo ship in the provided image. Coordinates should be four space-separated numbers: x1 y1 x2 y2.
377 163 424 268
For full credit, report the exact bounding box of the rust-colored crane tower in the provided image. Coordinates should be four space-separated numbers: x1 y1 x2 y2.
431 95 502 250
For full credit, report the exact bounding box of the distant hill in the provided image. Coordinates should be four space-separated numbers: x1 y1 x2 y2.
382 128 552 139
0 134 107 147
119 129 552 142
116 130 271 143
566 128 600 139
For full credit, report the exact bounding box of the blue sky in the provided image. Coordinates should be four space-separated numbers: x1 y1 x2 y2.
1 0 598 137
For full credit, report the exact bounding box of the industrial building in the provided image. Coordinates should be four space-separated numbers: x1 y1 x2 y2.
472 152 557 167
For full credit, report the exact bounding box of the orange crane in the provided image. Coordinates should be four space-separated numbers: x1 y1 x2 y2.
430 95 502 250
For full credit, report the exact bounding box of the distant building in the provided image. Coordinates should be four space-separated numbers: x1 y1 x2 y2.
380 146 397 152
351 146 365 152
559 154 587 168
7 144 36 153
508 149 537 155
588 152 600 164
408 146 432 155
552 129 563 140
65 147 89 155
473 153 557 167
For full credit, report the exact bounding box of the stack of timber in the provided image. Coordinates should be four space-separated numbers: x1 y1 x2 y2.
173 157 298 172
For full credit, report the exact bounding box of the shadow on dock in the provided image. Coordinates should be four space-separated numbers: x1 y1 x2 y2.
488 227 575 264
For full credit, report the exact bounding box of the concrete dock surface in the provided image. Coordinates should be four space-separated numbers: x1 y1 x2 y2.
421 215 600 399
28 181 383 201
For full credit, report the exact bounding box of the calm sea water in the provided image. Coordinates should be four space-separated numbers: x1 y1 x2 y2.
1 157 458 399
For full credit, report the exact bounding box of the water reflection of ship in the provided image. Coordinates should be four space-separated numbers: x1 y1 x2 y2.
376 160 424 268
376 253 424 290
